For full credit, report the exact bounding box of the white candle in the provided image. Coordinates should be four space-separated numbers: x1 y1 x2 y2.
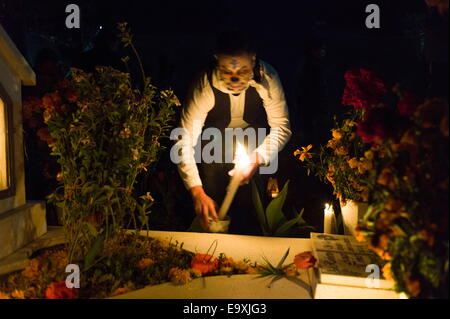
217 169 242 220
324 203 335 234
217 142 250 220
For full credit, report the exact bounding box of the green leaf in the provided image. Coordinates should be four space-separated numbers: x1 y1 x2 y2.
84 234 105 271
265 180 289 232
86 222 99 237
261 255 277 272
274 209 305 237
276 248 290 269
251 179 268 235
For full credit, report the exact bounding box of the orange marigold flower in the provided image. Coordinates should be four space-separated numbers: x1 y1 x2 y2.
357 158 373 174
45 281 78 299
382 263 394 281
294 252 317 269
344 120 357 127
377 167 394 187
378 234 390 250
354 227 366 242
191 254 219 275
294 144 313 161
23 258 40 279
331 129 343 140
364 150 374 160
347 157 359 169
11 289 25 299
234 261 250 273
328 164 336 174
0 291 11 299
168 267 192 285
326 173 335 185
326 139 339 149
136 258 154 270
334 146 348 156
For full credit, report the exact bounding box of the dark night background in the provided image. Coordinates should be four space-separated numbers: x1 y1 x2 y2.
0 0 447 234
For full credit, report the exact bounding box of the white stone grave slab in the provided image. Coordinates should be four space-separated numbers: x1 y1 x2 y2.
115 230 314 299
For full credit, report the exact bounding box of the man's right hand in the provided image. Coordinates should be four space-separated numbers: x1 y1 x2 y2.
190 186 219 231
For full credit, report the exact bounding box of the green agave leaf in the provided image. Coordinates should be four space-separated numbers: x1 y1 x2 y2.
276 248 290 269
261 255 277 272
84 234 105 271
86 222 99 237
251 179 268 235
265 180 289 232
275 208 305 237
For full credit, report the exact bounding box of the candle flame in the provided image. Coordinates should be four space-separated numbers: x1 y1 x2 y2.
324 203 333 216
399 292 409 299
235 142 251 170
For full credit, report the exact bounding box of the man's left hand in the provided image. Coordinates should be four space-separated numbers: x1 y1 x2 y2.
228 152 264 185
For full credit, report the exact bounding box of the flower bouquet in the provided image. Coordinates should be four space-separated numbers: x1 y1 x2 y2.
0 234 316 299
295 67 449 298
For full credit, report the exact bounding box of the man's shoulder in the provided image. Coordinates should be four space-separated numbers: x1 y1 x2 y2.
186 68 213 97
258 60 280 79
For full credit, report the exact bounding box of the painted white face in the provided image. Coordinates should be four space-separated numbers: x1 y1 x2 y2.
216 53 256 93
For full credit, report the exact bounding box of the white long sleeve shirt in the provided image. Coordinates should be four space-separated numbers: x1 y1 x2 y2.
176 60 292 189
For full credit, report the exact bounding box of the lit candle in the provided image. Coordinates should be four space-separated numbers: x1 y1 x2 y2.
324 203 335 234
267 177 280 199
217 142 251 220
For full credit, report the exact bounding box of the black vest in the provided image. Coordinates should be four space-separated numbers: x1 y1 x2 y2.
203 60 269 130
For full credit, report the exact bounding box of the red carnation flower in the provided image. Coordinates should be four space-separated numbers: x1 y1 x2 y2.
357 107 407 144
342 68 387 110
45 281 78 299
36 127 55 145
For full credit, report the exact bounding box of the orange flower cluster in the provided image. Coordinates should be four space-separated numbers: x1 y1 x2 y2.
22 79 80 147
296 69 448 297
45 281 78 299
293 144 313 162
191 254 219 275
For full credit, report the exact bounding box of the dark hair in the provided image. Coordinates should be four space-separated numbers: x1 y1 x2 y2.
214 29 256 56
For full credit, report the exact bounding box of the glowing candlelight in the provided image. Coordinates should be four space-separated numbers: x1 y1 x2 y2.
324 203 335 234
217 142 251 221
267 177 280 199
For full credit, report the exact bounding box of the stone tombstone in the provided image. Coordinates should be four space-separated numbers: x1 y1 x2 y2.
0 24 46 260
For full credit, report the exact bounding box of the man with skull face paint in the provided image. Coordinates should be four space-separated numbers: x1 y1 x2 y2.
177 31 292 234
